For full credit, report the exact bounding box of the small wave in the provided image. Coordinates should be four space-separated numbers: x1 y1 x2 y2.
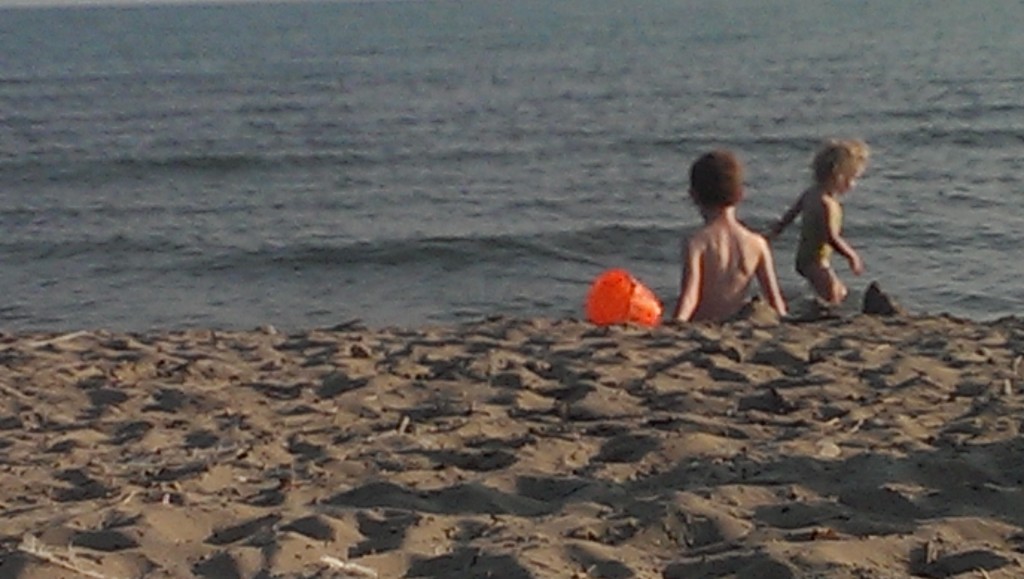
1 141 552 186
112 153 261 173
643 134 823 153
171 223 684 277
185 233 584 275
108 150 388 173
0 234 190 267
0 208 685 283
0 151 380 186
887 126 1024 148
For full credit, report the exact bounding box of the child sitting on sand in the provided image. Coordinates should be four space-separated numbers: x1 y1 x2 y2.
767 139 870 304
672 150 788 322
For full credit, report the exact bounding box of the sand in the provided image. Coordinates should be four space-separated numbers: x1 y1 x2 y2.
2 299 1024 578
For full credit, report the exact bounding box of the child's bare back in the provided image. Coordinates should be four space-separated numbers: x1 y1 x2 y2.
678 215 781 322
672 150 787 323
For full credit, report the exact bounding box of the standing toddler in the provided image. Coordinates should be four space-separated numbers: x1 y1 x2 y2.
767 139 870 304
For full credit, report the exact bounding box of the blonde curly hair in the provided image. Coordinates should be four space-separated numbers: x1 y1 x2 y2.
812 138 870 190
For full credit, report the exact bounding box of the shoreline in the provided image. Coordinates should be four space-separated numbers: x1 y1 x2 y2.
2 310 1024 578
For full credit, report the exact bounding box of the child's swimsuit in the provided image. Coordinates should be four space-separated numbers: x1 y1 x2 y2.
795 200 842 273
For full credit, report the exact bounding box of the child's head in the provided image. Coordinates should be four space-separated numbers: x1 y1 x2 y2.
812 138 870 191
689 150 744 208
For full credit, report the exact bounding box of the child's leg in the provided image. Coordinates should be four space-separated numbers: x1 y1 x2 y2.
800 262 847 304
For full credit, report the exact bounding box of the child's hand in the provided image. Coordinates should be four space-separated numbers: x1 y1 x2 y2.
848 253 864 275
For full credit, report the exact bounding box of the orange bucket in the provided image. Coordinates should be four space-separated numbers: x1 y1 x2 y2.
585 268 663 327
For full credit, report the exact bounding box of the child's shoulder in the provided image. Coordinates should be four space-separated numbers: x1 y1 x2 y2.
727 219 769 246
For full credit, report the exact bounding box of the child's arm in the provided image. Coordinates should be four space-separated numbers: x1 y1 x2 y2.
671 240 702 322
824 201 864 274
766 193 803 240
754 239 788 316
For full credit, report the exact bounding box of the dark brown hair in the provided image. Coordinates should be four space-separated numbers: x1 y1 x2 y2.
689 150 744 208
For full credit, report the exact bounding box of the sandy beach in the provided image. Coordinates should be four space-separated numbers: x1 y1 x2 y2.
2 300 1024 578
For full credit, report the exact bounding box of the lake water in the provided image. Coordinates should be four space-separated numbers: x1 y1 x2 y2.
1 0 1022 332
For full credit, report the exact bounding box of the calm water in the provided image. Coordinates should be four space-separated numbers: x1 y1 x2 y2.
1 0 1022 332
